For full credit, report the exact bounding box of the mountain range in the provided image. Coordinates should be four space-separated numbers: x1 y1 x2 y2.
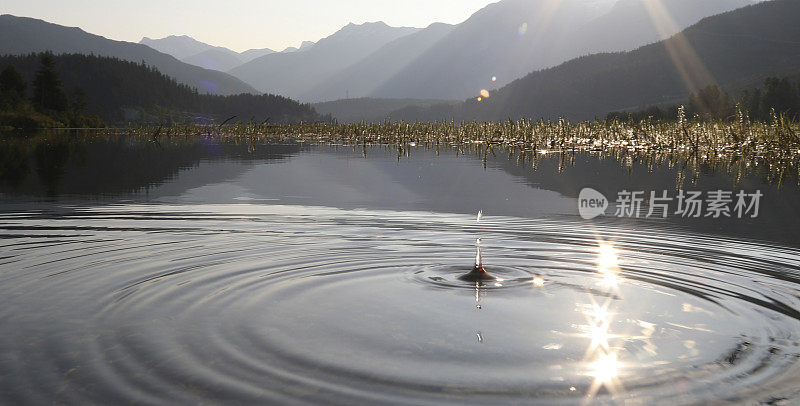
365 0 755 101
218 0 754 102
0 15 257 96
4 0 754 104
387 0 800 122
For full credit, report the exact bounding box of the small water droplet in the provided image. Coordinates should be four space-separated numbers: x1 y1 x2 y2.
476 304 482 309
477 332 483 343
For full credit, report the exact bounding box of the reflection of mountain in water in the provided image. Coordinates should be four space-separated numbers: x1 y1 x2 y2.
483 150 800 244
0 133 302 199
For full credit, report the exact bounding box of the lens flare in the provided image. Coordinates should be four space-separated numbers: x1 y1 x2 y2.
518 22 528 36
491 76 497 82
480 89 490 99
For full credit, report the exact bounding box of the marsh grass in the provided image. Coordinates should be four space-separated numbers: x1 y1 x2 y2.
104 112 800 188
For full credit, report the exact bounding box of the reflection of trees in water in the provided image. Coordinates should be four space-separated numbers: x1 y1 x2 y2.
0 131 302 198
34 138 72 197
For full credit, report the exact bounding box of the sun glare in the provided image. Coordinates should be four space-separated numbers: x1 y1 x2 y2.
595 242 620 286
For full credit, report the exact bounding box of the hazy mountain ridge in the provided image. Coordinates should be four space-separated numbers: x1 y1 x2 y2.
139 35 317 71
228 22 420 100
140 35 278 72
0 15 257 95
301 22 455 102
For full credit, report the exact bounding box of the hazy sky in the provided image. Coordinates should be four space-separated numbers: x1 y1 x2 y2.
2 0 497 52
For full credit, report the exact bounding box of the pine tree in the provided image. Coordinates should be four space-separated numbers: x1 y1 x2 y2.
31 52 68 113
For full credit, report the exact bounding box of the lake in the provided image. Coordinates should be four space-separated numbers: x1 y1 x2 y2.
1 131 799 404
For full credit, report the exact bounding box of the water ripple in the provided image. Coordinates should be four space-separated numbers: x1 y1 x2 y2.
1 204 799 404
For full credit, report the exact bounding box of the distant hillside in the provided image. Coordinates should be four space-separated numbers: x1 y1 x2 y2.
391 0 800 122
312 98 458 123
302 23 455 102
0 15 257 95
0 53 324 124
229 22 419 100
371 0 753 101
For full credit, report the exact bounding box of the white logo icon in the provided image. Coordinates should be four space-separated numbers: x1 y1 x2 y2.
578 188 608 220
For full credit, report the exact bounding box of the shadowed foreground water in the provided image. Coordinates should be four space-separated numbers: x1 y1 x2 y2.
1 134 799 404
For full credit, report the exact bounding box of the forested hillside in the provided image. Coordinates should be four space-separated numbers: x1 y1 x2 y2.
0 53 325 125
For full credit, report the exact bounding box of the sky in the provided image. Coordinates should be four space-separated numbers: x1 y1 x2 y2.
2 0 497 52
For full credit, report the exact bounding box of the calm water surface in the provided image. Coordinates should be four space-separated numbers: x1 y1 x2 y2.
1 133 799 404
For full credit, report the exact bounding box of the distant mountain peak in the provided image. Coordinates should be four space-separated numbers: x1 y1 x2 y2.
339 21 409 33
345 21 388 27
140 34 204 44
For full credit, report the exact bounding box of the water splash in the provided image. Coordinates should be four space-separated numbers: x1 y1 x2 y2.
460 211 494 282
475 238 482 268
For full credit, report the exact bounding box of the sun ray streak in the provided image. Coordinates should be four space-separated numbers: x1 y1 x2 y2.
641 0 717 94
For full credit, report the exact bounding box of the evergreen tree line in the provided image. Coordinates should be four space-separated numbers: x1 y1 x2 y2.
0 52 102 128
607 77 800 122
0 53 326 127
